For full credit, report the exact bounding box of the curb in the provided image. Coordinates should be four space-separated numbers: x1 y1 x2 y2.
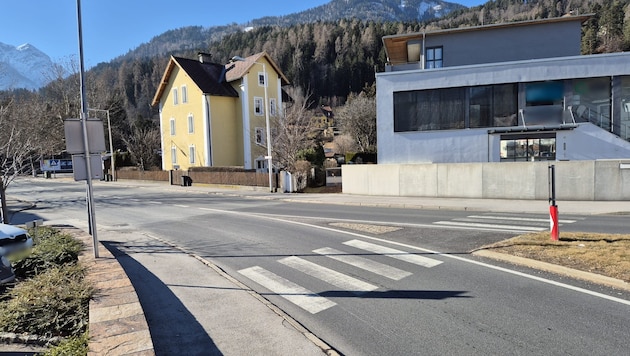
72 227 155 356
472 249 630 292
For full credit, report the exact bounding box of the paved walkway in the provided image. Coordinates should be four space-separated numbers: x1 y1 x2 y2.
3 178 630 355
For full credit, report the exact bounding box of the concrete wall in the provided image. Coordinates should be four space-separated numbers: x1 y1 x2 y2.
342 160 630 201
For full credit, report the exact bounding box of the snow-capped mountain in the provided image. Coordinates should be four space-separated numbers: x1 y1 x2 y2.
0 42 54 90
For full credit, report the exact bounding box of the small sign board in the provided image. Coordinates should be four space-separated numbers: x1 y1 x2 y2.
72 154 103 181
64 119 106 154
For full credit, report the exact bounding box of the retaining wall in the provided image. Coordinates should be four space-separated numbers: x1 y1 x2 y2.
342 160 630 201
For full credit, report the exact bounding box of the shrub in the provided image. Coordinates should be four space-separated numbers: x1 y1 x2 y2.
11 227 83 279
0 264 92 338
43 331 89 356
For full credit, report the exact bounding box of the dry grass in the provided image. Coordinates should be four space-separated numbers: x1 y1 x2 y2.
478 232 630 283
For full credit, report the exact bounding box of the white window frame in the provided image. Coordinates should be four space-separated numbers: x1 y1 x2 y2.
255 127 265 146
189 145 196 164
172 88 179 105
181 85 188 103
258 72 267 87
270 98 277 117
254 97 264 116
170 118 176 136
171 146 177 164
187 113 194 134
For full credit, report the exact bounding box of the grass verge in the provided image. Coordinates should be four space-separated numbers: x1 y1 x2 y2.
477 231 630 283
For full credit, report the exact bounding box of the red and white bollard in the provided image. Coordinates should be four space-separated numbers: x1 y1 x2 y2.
549 204 559 241
548 165 559 241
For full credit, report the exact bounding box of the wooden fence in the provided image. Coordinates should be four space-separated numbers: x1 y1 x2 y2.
116 169 275 188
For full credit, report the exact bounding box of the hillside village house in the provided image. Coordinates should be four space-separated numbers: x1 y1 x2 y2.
343 15 630 200
152 52 289 171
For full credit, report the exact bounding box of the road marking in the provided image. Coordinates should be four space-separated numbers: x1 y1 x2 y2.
279 256 378 292
184 207 629 306
434 221 547 232
314 247 412 281
467 215 577 224
238 266 336 314
344 239 443 268
148 201 163 204
174 204 189 208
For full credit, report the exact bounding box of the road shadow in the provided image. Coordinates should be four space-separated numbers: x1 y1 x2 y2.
318 290 471 299
101 241 223 356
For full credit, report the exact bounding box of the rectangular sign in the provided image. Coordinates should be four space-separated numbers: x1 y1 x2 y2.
64 119 106 154
72 155 103 181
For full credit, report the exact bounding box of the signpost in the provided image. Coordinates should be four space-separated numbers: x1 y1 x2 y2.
548 165 559 241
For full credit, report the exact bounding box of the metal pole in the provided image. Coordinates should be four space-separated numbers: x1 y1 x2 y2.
262 62 273 193
77 0 99 257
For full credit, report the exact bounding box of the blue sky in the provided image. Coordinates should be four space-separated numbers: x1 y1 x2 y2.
1 0 484 66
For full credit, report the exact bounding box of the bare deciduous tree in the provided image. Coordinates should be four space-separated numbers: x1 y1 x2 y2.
337 90 377 153
0 95 43 223
272 87 319 174
122 123 161 171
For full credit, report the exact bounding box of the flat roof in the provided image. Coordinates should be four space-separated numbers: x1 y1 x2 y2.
382 15 592 65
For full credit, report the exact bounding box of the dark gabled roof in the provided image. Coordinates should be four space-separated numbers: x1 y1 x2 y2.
152 56 239 106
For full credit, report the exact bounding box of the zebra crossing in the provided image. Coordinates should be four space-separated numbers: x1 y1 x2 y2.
433 213 577 233
238 239 443 314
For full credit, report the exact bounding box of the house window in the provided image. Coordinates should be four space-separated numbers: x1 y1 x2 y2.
270 98 277 116
170 118 176 135
171 146 177 164
187 114 194 134
189 145 196 164
425 47 443 69
255 157 269 172
172 88 178 105
255 127 265 146
254 97 264 116
181 85 188 103
258 72 267 87
500 134 556 162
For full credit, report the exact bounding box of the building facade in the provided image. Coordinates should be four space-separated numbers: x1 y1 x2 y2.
376 15 630 165
152 52 289 171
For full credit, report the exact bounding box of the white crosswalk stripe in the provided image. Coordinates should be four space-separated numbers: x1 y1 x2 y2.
343 239 443 268
433 213 578 232
238 266 336 314
279 256 378 292
434 221 546 231
239 240 444 314
313 247 412 281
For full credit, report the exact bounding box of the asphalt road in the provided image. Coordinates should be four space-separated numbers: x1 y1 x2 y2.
7 178 630 355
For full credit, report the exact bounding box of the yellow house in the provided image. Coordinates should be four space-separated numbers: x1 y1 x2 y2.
152 52 290 171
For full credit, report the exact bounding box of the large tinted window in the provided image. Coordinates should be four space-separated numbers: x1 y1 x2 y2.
394 88 465 132
469 84 518 128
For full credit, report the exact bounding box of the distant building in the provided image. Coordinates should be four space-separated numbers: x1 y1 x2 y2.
376 15 630 164
152 52 290 171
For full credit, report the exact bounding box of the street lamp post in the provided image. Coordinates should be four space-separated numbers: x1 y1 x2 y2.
231 55 274 193
88 108 115 181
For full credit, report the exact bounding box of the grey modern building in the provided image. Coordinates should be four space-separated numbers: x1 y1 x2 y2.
376 15 630 164
342 15 630 200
